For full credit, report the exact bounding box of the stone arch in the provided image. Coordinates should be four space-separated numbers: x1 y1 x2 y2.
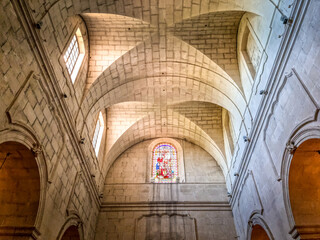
0 128 48 238
81 35 246 115
81 13 157 90
57 214 84 240
81 76 244 136
246 213 274 240
286 138 320 239
281 125 320 239
104 112 227 177
0 141 41 239
81 11 248 92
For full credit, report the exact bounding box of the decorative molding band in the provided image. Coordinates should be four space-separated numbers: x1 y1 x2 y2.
105 182 227 186
100 201 231 212
290 225 320 240
0 226 40 239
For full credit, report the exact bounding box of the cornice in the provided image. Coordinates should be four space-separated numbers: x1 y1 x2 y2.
100 201 232 212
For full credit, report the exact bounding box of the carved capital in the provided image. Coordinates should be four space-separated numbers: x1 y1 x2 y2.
77 221 83 229
32 73 41 81
286 141 297 154
32 143 42 156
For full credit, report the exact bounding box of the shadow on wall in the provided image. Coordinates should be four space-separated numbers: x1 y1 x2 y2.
137 213 197 240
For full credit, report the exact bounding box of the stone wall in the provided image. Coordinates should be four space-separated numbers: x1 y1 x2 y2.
0 0 100 239
231 0 320 239
96 139 236 239
1 0 319 239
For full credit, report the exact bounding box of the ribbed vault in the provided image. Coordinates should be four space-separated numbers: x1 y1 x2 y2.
82 13 157 91
81 34 246 122
30 0 269 180
75 9 250 178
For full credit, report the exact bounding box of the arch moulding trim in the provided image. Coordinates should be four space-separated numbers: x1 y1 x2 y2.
56 213 84 240
0 127 48 237
246 213 274 240
281 125 320 239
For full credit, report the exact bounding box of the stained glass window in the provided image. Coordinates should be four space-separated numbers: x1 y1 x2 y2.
152 143 178 183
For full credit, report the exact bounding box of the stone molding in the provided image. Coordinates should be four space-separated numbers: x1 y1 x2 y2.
289 225 320 239
56 213 84 240
246 213 274 240
100 201 231 212
0 129 48 236
0 226 40 239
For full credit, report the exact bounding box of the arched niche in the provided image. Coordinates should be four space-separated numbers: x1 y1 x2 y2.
246 213 274 240
147 138 185 183
0 141 40 239
57 215 84 240
251 225 270 240
60 226 81 240
289 138 320 239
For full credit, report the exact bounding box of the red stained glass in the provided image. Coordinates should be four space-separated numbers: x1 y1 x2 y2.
152 143 178 183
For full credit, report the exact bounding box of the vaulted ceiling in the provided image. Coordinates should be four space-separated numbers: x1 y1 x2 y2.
78 7 249 176
26 0 271 177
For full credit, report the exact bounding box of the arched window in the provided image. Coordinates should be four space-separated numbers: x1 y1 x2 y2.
92 112 104 156
152 143 178 183
64 28 85 83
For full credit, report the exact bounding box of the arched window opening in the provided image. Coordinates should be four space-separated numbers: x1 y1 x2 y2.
61 225 80 240
289 138 320 239
240 24 262 82
64 28 85 83
92 112 104 157
0 142 40 238
251 225 270 240
152 143 178 183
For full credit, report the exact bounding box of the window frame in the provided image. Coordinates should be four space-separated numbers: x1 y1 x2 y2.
147 138 185 183
62 27 85 84
152 143 179 183
92 112 105 157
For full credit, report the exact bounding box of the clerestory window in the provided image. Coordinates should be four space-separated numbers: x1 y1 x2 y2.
92 112 104 157
64 28 85 83
152 143 178 183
